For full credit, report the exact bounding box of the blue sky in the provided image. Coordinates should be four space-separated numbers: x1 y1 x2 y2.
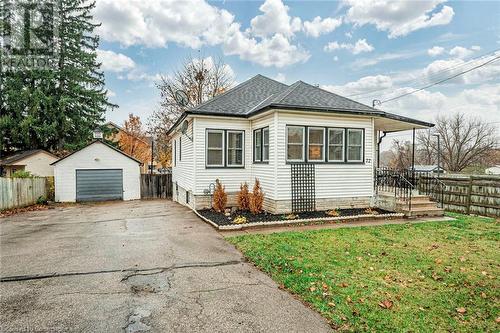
94 0 500 144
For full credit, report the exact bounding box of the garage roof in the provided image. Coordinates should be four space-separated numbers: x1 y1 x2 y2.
50 141 143 165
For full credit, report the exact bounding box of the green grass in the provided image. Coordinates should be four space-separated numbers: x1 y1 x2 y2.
227 214 499 332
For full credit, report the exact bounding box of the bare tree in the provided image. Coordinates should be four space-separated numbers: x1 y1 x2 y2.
387 140 413 170
148 55 234 166
417 112 497 172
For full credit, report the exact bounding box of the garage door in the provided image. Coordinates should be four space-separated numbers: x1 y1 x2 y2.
76 169 123 201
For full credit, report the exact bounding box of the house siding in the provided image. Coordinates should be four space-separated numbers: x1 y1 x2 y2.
53 142 141 202
8 152 57 177
171 118 195 208
275 110 375 203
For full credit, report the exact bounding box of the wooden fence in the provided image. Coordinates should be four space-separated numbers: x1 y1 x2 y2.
140 174 172 199
0 177 48 210
419 175 500 217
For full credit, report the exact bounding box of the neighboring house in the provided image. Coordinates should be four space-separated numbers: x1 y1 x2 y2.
412 165 445 174
485 165 500 175
167 75 434 214
105 121 155 173
0 150 58 177
51 140 142 202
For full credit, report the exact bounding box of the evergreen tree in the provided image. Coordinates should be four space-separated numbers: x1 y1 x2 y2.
0 0 115 154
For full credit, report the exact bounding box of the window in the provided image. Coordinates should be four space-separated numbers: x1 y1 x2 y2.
308 127 325 161
227 130 244 167
173 140 176 167
328 128 344 162
179 137 182 161
347 129 363 162
254 129 262 162
263 127 269 162
206 130 224 167
286 126 305 162
253 127 269 163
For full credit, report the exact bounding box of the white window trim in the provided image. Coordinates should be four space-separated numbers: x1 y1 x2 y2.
307 127 325 162
328 128 345 162
254 129 262 162
347 128 364 163
206 129 224 167
262 127 270 162
226 130 244 167
286 126 305 162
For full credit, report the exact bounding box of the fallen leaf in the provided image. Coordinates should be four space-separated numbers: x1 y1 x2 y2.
480 292 487 298
459 256 466 262
309 286 316 292
369 267 374 271
322 283 329 291
328 302 335 307
346 296 352 303
359 298 365 303
435 258 442 264
456 307 466 314
495 317 500 323
378 300 393 309
339 282 349 288
444 267 452 273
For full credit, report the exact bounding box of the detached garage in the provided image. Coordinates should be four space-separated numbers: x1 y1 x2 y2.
52 141 142 202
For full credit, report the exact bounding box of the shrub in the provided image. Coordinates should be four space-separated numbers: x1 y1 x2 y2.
237 182 250 211
46 176 55 201
232 215 247 224
326 209 339 217
249 178 264 214
36 196 48 205
212 179 227 213
11 170 33 178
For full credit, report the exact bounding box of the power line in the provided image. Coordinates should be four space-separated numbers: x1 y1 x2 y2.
346 48 500 100
380 54 500 104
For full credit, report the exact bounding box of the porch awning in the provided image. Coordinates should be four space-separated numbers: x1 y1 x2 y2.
374 113 434 132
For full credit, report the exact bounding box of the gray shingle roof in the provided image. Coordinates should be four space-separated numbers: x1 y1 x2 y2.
167 74 434 134
0 150 57 165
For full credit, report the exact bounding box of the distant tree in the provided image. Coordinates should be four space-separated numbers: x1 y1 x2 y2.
148 56 234 166
118 114 151 166
0 0 115 155
417 113 497 172
387 140 413 170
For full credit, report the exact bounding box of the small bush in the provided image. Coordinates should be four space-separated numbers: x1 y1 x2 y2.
233 215 247 224
212 179 227 213
237 182 250 211
249 178 264 214
283 213 298 220
36 196 48 205
11 170 33 178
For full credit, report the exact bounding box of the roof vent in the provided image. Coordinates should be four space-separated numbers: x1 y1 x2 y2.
93 128 103 140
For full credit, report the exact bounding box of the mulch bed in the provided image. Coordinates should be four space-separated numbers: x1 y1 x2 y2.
197 207 393 226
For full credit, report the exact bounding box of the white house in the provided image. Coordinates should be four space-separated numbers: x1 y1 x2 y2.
168 75 434 214
0 150 58 177
52 141 142 202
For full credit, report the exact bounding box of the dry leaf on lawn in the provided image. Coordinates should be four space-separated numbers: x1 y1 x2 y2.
378 299 393 309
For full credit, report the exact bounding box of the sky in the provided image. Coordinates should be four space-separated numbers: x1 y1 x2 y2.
93 0 500 149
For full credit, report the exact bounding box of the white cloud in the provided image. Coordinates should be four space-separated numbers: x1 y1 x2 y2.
223 31 310 68
324 39 374 54
303 16 342 37
428 46 444 57
449 45 480 59
96 49 135 72
322 75 393 96
106 89 116 98
333 56 339 61
345 0 454 38
250 0 302 38
351 50 421 69
274 73 286 82
95 0 310 68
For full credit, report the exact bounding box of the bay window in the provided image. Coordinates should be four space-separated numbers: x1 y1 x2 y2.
286 126 305 162
328 128 344 162
347 129 363 162
308 127 325 161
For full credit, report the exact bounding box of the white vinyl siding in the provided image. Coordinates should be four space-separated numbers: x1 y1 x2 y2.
276 111 374 201
171 119 195 200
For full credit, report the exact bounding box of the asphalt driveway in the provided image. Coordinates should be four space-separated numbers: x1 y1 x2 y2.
0 200 331 332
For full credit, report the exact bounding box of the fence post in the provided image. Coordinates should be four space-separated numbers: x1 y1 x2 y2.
465 176 473 215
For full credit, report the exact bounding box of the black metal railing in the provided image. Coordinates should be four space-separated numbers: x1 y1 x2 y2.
375 168 415 210
416 173 446 208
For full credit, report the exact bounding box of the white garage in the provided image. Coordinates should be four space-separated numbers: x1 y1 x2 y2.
52 141 142 202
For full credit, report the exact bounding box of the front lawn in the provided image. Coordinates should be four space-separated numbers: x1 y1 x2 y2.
227 214 499 332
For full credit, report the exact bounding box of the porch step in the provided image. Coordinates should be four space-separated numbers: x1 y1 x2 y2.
404 207 445 218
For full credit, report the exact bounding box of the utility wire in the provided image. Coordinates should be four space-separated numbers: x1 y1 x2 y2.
379 54 500 104
346 48 500 100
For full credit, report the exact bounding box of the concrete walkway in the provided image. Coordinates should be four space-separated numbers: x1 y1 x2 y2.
0 200 331 332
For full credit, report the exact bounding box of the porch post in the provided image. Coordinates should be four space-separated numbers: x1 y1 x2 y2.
411 127 415 171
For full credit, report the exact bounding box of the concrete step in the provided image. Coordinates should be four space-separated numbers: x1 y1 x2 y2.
403 207 445 217
397 200 440 210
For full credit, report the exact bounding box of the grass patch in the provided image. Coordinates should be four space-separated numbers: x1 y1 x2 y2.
227 214 499 331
